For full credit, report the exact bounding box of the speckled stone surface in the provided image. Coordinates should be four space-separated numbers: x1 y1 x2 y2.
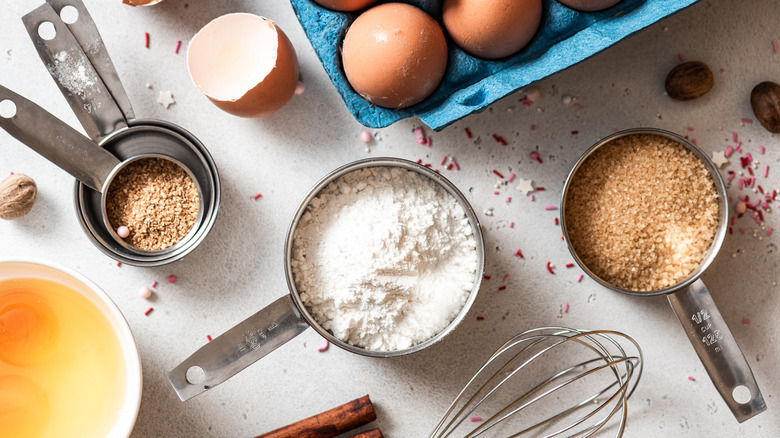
0 0 778 436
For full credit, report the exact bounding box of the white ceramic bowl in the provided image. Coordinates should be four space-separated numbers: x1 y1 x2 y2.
0 258 142 437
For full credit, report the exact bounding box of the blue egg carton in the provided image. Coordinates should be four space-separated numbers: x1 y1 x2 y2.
290 0 700 131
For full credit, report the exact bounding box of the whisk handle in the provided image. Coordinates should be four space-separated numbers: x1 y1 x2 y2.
668 280 766 423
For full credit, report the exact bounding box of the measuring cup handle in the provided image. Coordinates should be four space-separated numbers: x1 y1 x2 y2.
167 296 310 401
0 84 120 192
668 279 766 422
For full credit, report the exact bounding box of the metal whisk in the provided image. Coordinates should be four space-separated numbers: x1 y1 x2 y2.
430 327 643 438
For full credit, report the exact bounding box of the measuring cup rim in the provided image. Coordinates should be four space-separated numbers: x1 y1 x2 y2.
283 157 486 357
560 127 729 297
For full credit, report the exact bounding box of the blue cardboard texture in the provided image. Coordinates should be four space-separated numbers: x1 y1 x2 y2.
290 0 700 131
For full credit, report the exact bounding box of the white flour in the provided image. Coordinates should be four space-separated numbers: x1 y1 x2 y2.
291 167 478 352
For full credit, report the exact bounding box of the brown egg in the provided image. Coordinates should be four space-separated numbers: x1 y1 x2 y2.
311 0 377 12
187 13 299 118
342 3 448 109
443 0 542 59
557 0 623 12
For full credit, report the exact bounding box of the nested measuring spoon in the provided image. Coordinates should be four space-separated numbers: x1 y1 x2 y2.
561 128 766 423
0 0 219 265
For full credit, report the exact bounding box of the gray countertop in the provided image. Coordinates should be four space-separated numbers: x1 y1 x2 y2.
1 0 778 436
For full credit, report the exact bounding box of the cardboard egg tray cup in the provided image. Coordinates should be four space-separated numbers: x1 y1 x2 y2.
290 0 701 130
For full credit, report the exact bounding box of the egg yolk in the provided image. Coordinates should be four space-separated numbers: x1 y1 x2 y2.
0 375 50 437
0 292 58 367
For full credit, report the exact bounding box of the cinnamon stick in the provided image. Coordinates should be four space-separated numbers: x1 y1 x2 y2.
255 395 376 438
347 428 383 438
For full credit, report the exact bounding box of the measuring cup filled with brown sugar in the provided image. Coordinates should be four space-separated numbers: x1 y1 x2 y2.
561 128 766 423
0 0 219 265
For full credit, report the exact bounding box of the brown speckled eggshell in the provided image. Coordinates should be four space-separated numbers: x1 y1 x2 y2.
311 0 377 12
342 3 448 109
443 0 543 60
557 0 623 12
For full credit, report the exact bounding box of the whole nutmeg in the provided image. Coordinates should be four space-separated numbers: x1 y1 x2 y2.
665 61 714 101
0 173 38 220
750 81 780 133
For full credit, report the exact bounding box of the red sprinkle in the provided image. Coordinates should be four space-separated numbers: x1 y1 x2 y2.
167 275 177 283
774 40 778 53
207 335 212 342
535 187 545 191
493 134 507 145
571 130 579 135
741 319 750 324
513 249 524 258
546 261 555 274
483 275 491 280
492 169 505 179
254 193 263 200
565 263 574 268
573 103 583 110
503 273 510 281
529 151 542 163
144 307 153 316
465 128 472 138
476 316 484 321
498 286 507 291
741 118 753 124
116 261 122 267
554 217 559 225
678 53 685 62
144 32 149 48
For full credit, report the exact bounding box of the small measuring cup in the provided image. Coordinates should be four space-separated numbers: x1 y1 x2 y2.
0 0 219 266
167 157 486 401
561 128 766 422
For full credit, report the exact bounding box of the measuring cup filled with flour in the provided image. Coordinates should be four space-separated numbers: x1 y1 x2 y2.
561 128 765 423
168 158 485 401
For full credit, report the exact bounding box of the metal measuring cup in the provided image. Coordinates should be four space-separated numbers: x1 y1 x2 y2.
560 128 766 423
0 0 219 266
167 157 486 401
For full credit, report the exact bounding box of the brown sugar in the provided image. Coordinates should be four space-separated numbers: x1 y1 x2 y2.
106 157 199 251
564 134 719 292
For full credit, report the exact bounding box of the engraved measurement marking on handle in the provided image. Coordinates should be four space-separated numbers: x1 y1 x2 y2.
691 308 724 349
230 323 280 360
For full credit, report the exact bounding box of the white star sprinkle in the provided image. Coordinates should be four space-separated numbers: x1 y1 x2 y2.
515 178 534 195
157 90 175 109
711 151 728 168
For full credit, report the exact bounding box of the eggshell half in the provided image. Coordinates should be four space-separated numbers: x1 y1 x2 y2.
443 0 543 59
342 3 448 109
187 13 299 118
120 0 163 6
312 0 377 12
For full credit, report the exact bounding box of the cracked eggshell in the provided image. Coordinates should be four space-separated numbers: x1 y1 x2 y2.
187 13 299 118
443 0 542 60
119 0 164 6
341 3 448 109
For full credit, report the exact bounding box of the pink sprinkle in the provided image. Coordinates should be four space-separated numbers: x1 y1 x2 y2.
493 190 500 195
774 40 778 53
254 193 262 200
739 228 746 234
167 275 177 283
728 173 735 182
507 173 516 183
413 127 426 144
741 118 753 124
725 146 733 157
688 376 695 381
742 319 750 324
452 160 460 171
207 335 212 342
531 124 536 131
733 132 738 142
573 103 583 110
174 40 181 54
509 221 514 228
763 165 769 178
529 194 535 201
687 126 694 131
544 206 557 211
144 307 153 316
425 137 431 148
295 81 305 95
678 53 685 62
513 249 524 258
577 274 583 282
440 155 447 165
317 339 329 352
506 196 511 203
767 227 773 237
503 273 510 281
151 280 158 288
360 130 372 143
470 417 483 422
563 302 569 313
529 151 542 163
